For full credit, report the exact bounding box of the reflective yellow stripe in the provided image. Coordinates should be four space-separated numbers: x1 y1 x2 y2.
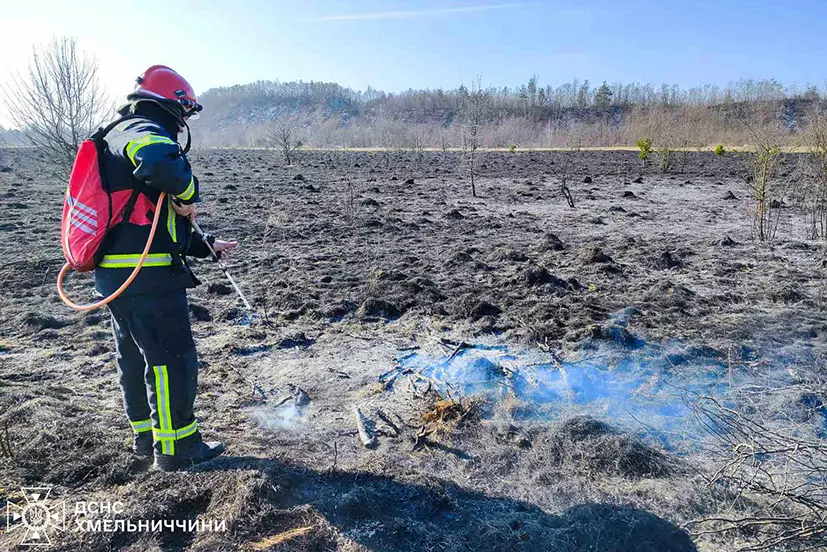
166 197 178 243
152 419 198 440
130 419 152 434
153 366 175 456
175 420 198 439
176 176 195 201
98 253 172 268
126 134 177 166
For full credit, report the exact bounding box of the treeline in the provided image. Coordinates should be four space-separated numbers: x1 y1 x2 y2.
2 77 824 149
192 77 826 149
0 126 27 147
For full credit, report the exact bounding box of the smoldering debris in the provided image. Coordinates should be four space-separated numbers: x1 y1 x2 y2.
246 386 312 431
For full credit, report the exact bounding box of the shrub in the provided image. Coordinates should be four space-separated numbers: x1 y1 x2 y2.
656 143 672 172
509 144 517 154
636 138 653 165
714 144 726 156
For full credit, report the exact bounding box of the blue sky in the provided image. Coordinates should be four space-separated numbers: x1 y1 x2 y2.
1 0 826 121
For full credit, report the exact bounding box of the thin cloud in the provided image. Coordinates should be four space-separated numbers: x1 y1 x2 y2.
302 3 530 22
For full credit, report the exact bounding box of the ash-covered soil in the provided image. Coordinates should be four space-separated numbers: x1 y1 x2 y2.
1 148 824 551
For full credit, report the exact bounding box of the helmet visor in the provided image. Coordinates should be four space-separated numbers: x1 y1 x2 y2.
179 98 203 120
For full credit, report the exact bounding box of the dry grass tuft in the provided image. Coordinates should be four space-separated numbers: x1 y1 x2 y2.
246 526 313 550
542 416 674 479
415 394 479 448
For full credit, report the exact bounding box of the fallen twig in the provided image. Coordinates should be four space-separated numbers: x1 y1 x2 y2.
376 409 401 437
446 341 470 361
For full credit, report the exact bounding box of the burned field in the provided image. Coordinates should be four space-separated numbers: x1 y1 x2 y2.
1 148 826 551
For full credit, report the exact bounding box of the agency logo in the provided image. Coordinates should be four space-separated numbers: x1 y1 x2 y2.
6 487 66 547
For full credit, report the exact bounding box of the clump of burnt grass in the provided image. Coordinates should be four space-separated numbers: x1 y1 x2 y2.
538 415 675 479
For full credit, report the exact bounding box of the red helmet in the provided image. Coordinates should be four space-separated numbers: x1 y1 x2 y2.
130 65 202 119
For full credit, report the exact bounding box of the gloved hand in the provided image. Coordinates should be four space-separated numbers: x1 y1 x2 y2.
212 239 239 259
197 233 238 261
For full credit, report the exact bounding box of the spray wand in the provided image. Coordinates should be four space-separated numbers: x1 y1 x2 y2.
190 218 269 399
190 219 253 312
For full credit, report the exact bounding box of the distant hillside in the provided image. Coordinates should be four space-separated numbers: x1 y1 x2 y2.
2 78 823 150
190 78 824 149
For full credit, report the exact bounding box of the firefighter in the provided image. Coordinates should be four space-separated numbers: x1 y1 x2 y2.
99 65 236 471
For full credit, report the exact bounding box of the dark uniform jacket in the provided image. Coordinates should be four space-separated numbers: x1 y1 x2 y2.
95 104 212 296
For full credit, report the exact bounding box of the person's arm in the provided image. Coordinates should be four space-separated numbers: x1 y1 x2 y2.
109 121 199 205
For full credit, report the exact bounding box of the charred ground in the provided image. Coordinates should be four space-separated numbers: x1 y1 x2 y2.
0 148 825 551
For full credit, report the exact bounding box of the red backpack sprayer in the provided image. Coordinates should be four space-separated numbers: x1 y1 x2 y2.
56 132 253 314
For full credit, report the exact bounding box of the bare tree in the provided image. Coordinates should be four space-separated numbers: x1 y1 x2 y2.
548 123 584 208
266 119 303 165
740 111 786 242
459 76 489 197
800 105 827 239
675 107 703 174
439 129 451 153
1 37 109 178
377 119 402 168
409 128 426 166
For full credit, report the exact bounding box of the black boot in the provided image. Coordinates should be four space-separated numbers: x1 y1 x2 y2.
152 441 225 472
133 433 153 457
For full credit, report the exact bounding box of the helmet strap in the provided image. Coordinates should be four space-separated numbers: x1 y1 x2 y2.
181 119 191 154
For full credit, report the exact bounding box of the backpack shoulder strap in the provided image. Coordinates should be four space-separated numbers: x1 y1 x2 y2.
92 114 146 142
120 184 148 225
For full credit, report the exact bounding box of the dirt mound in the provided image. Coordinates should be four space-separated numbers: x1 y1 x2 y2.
189 302 213 322
540 233 565 251
487 247 529 263
521 265 570 291
453 295 502 321
20 312 73 332
544 416 673 479
580 247 614 264
356 298 402 320
654 251 682 269
368 271 447 314
207 283 233 296
643 280 698 312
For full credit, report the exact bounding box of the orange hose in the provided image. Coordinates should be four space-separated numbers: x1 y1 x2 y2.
57 192 166 311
